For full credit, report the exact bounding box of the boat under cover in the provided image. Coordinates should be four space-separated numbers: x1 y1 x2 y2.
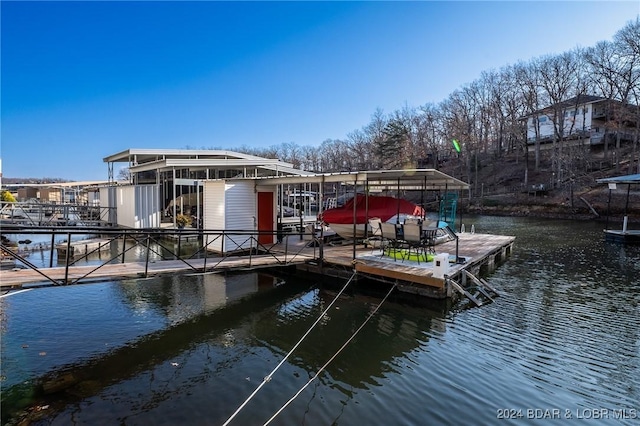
319 195 424 225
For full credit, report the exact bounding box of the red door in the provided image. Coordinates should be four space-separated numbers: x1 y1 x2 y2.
257 192 274 245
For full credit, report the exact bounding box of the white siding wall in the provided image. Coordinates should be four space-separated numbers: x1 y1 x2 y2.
584 108 593 129
528 104 595 141
134 185 161 228
204 181 226 252
224 181 256 252
99 187 115 223
116 186 136 228
527 114 555 140
560 107 590 137
109 185 160 228
203 180 256 253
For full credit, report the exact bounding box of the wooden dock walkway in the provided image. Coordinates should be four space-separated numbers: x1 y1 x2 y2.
1 232 514 304
0 251 315 290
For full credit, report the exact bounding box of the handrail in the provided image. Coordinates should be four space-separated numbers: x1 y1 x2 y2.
0 201 116 227
1 225 320 287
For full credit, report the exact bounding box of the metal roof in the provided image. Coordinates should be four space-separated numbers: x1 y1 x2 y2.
597 174 640 185
103 148 309 176
103 149 291 165
101 150 468 190
254 169 469 191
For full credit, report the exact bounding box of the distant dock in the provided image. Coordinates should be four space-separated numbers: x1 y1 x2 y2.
604 229 640 244
55 238 112 259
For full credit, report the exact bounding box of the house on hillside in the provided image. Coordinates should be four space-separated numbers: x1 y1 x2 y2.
522 95 638 150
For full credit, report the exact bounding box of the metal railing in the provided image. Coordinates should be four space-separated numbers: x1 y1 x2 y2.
1 226 321 286
0 202 115 227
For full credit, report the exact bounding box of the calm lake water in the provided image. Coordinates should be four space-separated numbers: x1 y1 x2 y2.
1 216 639 425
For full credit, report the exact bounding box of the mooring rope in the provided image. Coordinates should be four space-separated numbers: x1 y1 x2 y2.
262 282 398 426
0 288 32 299
222 270 359 426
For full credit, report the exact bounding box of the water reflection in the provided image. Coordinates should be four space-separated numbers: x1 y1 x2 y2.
1 271 450 425
4 235 204 269
117 273 280 326
0 272 300 424
254 290 443 392
1 216 639 426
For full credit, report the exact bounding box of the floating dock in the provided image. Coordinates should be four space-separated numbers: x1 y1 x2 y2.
2 232 514 307
296 232 515 303
604 229 640 244
55 238 112 259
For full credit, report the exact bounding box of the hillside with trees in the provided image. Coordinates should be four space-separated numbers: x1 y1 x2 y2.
216 19 639 220
7 22 637 220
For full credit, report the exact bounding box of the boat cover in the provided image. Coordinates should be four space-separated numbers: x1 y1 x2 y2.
319 195 424 224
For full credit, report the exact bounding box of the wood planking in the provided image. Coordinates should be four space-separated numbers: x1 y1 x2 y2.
1 233 514 291
316 232 515 289
55 238 112 257
0 253 314 289
355 261 442 288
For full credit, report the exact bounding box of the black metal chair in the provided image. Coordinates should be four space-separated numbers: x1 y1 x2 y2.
379 222 401 260
402 223 425 263
422 227 438 254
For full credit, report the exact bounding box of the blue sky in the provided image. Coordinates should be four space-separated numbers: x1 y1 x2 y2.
2 1 638 181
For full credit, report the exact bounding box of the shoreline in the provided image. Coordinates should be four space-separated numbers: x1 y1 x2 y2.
462 204 640 224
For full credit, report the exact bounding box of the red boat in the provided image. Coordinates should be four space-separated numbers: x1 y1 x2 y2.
320 194 424 224
319 195 424 239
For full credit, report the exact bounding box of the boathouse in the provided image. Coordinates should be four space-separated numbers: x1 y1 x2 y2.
101 149 313 230
101 149 475 255
3 164 517 306
217 168 470 253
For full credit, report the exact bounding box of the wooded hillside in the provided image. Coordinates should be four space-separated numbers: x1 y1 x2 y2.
223 19 640 220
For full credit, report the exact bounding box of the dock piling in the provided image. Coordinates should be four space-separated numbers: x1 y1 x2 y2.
144 236 151 278
64 234 71 284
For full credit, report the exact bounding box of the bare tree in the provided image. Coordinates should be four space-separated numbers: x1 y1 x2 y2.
216 21 637 195
299 145 321 172
586 40 623 164
537 51 581 187
440 89 476 184
612 19 640 172
117 167 131 183
418 103 446 168
364 108 388 169
514 60 545 172
347 128 375 170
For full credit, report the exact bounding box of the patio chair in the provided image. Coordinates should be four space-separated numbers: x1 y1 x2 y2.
368 217 382 237
402 223 426 263
379 222 401 260
422 228 438 254
365 217 383 252
403 217 421 225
